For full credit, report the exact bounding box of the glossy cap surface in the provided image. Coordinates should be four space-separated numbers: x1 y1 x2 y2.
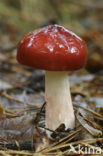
17 25 88 71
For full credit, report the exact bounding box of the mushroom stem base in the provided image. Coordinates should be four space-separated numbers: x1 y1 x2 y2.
45 71 75 130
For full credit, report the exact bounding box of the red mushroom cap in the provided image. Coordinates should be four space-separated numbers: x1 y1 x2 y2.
17 25 88 71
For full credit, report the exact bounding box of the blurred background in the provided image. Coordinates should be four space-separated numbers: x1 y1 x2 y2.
0 0 103 73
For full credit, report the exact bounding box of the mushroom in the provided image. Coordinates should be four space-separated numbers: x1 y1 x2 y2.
17 25 88 130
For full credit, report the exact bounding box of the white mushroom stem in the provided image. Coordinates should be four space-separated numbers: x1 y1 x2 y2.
45 71 75 131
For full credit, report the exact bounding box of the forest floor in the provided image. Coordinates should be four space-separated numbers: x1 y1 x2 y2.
0 0 103 155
